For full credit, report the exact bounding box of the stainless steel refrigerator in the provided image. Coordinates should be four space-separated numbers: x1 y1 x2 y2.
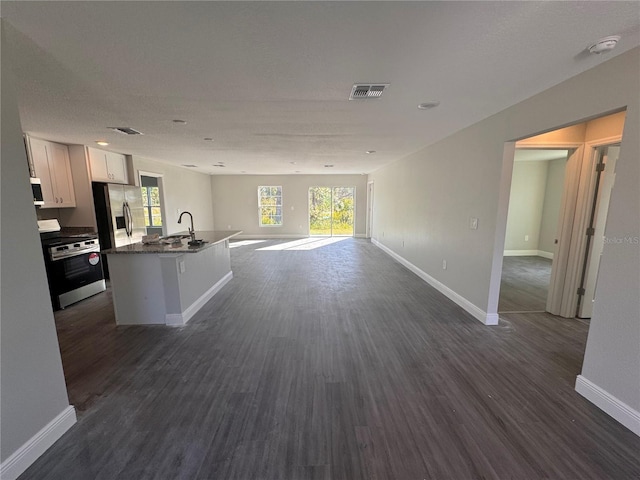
93 183 146 276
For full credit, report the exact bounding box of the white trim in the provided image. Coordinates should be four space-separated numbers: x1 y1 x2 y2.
575 375 640 437
372 239 497 325
165 271 233 326
354 233 366 238
504 249 539 256
504 249 554 259
0 406 77 480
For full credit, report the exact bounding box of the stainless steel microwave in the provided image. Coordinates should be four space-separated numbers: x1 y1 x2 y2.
31 177 44 206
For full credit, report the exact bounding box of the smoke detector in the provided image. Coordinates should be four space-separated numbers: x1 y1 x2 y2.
588 36 620 54
349 84 389 100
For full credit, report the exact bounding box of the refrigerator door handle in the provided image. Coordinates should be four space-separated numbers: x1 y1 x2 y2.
123 202 131 237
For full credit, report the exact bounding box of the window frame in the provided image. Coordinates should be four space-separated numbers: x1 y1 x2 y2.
257 185 283 227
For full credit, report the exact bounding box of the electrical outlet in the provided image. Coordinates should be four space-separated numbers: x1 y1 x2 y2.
227 225 231 229
179 261 186 273
442 260 447 270
525 235 529 242
176 208 181 216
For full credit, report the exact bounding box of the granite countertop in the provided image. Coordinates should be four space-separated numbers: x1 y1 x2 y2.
103 230 242 254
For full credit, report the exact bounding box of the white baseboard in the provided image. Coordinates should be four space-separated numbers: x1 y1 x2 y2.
165 271 233 326
504 249 554 259
0 406 77 480
354 234 367 238
575 375 640 437
504 249 539 256
372 239 496 325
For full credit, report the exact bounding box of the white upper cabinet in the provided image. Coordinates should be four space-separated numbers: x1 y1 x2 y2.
87 147 129 184
27 137 76 208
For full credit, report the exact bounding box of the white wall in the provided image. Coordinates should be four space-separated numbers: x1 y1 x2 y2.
504 161 548 251
131 157 215 235
370 48 639 428
211 174 368 238
538 158 566 255
1 20 75 476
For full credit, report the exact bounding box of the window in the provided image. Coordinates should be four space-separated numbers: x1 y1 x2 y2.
141 175 163 235
258 186 283 226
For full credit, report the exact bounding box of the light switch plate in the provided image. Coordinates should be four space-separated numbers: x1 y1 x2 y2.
469 217 478 230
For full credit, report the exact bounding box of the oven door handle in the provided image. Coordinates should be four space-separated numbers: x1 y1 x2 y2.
50 245 101 262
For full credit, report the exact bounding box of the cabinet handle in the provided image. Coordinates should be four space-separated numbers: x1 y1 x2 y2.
60 197 63 203
55 197 59 203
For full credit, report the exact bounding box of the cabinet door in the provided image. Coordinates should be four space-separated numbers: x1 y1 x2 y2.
48 142 76 207
28 137 57 208
106 151 128 184
87 147 110 182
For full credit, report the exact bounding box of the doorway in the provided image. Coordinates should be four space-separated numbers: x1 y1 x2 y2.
499 149 569 313
494 110 625 319
308 187 355 236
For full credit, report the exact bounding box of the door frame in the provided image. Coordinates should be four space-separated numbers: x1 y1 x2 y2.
366 181 374 239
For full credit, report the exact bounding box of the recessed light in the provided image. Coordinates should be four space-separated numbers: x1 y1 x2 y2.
172 119 187 124
95 141 109 146
204 137 214 141
418 101 440 110
366 150 376 154
324 164 334 168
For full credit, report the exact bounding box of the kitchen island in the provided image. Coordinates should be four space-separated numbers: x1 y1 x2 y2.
103 230 241 326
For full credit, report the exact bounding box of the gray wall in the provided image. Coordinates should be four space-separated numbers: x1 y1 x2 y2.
132 157 215 235
538 158 567 254
1 21 73 462
369 48 639 412
504 161 548 251
211 174 368 237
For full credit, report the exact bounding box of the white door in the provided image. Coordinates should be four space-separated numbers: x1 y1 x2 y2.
578 145 619 318
546 147 584 316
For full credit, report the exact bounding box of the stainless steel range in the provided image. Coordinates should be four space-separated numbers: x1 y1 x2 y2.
38 220 106 310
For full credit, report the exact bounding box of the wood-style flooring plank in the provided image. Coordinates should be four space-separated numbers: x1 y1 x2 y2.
18 238 640 480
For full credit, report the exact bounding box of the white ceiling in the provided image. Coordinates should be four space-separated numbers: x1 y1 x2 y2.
2 1 639 175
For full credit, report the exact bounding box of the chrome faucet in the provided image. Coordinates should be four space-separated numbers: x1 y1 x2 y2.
177 211 196 241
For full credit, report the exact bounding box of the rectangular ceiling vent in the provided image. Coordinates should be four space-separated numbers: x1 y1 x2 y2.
349 84 389 100
182 164 198 168
109 127 143 135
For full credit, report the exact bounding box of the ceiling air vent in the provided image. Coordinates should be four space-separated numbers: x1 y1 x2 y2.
109 127 143 135
182 164 198 168
349 84 389 100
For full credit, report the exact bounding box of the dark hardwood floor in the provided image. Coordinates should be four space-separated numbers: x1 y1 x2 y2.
20 238 640 479
499 256 552 313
